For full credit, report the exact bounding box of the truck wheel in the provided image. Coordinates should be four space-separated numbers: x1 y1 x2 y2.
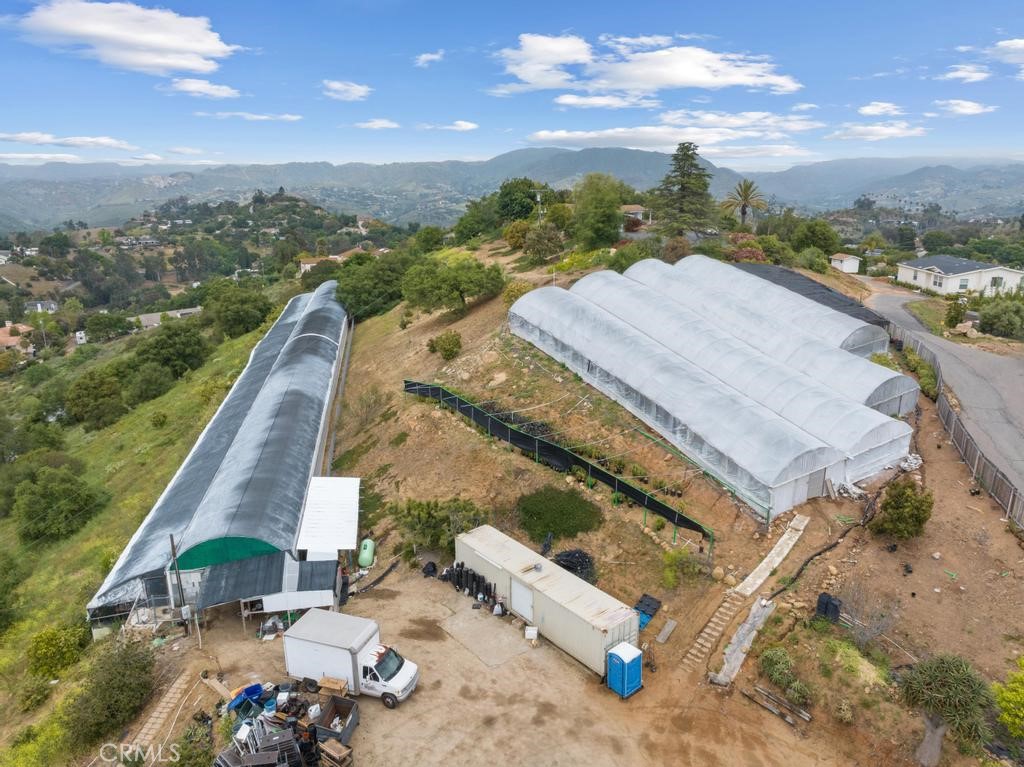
382 693 398 709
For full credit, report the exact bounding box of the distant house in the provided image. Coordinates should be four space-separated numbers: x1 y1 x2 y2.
620 204 651 223
0 250 11 265
830 253 862 274
25 299 58 314
298 254 346 275
74 330 88 346
896 255 1024 296
131 306 202 330
0 321 33 354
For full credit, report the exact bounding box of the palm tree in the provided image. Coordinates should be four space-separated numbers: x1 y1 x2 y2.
720 179 768 227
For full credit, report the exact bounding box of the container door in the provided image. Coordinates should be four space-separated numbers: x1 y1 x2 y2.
510 578 533 622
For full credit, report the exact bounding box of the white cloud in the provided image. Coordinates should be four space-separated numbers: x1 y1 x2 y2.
529 125 753 150
858 101 904 116
491 33 593 94
791 102 819 111
659 109 824 134
699 144 815 159
988 38 1024 77
168 146 203 155
195 111 302 121
322 80 372 101
354 118 400 129
439 120 478 131
922 112 939 118
826 121 927 141
936 64 991 83
19 0 240 75
955 45 975 52
933 98 997 115
131 153 162 161
492 33 801 97
0 152 80 162
0 130 137 150
414 49 444 67
554 93 659 109
168 78 239 98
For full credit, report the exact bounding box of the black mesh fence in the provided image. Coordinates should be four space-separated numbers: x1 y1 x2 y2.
403 380 714 549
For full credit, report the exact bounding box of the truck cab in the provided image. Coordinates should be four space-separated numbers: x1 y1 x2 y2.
359 644 419 708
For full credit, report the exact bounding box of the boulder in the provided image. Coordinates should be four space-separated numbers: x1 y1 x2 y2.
712 566 725 581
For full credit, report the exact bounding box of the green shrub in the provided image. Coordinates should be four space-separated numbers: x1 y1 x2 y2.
902 347 938 399
661 548 701 589
389 431 409 448
517 486 602 542
785 680 811 707
760 647 795 688
652 516 666 532
835 699 854 724
26 624 90 678
61 640 155 746
18 676 52 712
868 478 933 539
869 352 898 371
150 411 168 428
945 299 967 328
427 330 462 361
13 467 108 543
502 280 533 308
979 300 1024 338
391 498 489 554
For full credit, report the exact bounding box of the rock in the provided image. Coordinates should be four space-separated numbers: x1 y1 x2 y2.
487 371 508 388
792 602 807 610
724 574 738 587
951 321 973 336
752 532 761 540
931 552 941 560
778 602 792 613
827 565 838 576
933 587 941 593
727 564 736 571
966 327 981 339
712 566 725 582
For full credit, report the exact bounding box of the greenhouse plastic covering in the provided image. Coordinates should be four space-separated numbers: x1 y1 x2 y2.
625 259 918 416
672 255 890 356
570 271 911 483
88 281 347 618
509 286 845 517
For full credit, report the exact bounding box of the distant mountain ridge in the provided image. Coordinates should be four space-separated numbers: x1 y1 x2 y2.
0 149 1020 231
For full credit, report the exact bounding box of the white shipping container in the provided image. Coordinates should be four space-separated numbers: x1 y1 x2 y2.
454 525 639 675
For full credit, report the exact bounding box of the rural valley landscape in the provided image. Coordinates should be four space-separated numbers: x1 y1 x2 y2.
2 2 1024 767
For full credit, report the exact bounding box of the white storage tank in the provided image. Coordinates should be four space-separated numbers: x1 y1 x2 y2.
454 525 639 675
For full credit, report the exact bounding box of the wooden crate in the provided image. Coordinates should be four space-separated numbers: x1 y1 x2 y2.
320 739 353 767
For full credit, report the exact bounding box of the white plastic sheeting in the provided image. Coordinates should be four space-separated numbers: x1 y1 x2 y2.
672 255 890 356
625 259 918 416
509 287 845 517
570 271 911 483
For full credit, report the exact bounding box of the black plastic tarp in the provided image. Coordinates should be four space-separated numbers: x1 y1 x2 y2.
733 264 886 327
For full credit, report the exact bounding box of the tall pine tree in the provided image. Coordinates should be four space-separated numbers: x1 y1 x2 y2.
654 142 713 236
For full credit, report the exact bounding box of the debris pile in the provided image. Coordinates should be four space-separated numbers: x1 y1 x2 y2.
899 454 923 472
552 549 597 583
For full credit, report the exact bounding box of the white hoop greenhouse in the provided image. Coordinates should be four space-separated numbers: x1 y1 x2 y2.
672 255 890 356
625 259 918 416
509 287 846 518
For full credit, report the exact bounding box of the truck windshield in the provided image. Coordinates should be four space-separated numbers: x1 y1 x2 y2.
375 648 405 681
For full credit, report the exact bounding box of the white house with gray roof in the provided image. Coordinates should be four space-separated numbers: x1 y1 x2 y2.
897 255 1024 296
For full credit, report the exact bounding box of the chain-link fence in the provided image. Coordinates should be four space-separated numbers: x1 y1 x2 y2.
888 324 1023 525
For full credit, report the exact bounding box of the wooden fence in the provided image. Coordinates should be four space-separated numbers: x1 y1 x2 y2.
888 324 1024 525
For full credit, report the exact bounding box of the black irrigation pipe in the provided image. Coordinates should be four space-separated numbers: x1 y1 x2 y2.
403 380 715 551
354 559 399 594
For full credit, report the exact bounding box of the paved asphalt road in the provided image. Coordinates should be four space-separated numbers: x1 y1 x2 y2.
862 280 1024 493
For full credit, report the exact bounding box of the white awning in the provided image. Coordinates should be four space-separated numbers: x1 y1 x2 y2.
296 477 360 558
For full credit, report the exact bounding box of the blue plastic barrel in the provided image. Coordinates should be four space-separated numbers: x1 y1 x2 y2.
263 699 277 715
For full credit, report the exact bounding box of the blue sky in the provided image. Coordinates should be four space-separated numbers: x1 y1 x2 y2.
1 0 1022 170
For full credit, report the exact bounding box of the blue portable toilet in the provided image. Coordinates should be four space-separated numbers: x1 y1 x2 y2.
607 642 643 699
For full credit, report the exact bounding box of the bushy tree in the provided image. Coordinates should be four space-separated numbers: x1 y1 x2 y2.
756 234 795 265
652 142 712 236
413 226 445 254
206 285 272 338
574 173 623 250
502 220 531 250
523 222 563 264
27 624 89 678
868 477 933 539
135 321 211 377
901 655 992 766
545 203 574 235
792 219 841 254
922 230 954 251
402 257 504 315
300 259 342 290
13 466 107 543
796 246 830 273
979 300 1024 338
0 549 27 631
125 362 174 406
61 641 155 747
335 250 415 321
661 236 691 264
496 177 538 222
502 280 534 308
606 239 661 273
65 365 126 430
84 313 134 341
453 196 500 243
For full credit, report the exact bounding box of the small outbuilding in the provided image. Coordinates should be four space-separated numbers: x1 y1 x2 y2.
454 525 639 675
830 253 862 273
296 477 361 564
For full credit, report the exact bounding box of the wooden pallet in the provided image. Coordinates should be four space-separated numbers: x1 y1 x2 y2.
320 739 354 767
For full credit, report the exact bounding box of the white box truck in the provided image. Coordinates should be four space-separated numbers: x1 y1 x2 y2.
283 608 419 709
